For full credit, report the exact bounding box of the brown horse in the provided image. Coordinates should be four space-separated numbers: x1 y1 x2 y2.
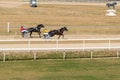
27 24 45 38
48 27 68 39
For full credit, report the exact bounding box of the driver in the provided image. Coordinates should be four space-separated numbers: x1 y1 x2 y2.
20 26 28 38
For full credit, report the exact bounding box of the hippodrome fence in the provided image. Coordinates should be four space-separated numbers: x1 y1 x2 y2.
0 38 120 61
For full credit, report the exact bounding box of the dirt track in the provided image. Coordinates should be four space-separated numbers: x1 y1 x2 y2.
0 34 120 49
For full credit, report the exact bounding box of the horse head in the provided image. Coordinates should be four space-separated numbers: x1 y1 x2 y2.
37 24 45 29
114 2 117 5
59 27 68 33
62 27 68 31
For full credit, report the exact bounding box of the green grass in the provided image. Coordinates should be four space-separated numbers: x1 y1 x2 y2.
0 50 119 61
0 59 120 80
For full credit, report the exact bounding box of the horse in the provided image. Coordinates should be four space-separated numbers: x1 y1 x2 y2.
48 27 68 39
106 2 117 9
27 24 45 38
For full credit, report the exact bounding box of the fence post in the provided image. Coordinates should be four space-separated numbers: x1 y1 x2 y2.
63 51 66 60
34 51 37 60
56 39 59 51
7 22 10 33
3 51 6 62
91 50 93 59
83 40 85 51
108 40 111 50
117 51 119 58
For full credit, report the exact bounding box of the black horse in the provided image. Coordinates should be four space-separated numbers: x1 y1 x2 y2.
27 24 45 38
48 27 68 39
106 2 117 9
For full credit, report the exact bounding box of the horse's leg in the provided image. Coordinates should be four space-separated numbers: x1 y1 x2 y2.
107 5 109 9
107 5 111 9
30 32 32 38
113 6 115 9
38 32 41 38
58 34 64 39
106 4 109 9
108 6 110 9
58 35 61 39
62 34 64 39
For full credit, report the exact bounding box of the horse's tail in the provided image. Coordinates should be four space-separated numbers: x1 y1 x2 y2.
28 28 35 32
48 31 54 37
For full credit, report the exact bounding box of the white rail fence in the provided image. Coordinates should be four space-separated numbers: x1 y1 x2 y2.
0 38 120 61
0 38 120 49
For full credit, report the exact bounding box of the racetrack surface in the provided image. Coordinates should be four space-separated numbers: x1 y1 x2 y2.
0 35 120 49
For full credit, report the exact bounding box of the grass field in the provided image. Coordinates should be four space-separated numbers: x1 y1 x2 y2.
0 59 120 80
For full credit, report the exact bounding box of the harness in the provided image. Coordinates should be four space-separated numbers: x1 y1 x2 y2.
35 27 38 31
57 29 61 33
